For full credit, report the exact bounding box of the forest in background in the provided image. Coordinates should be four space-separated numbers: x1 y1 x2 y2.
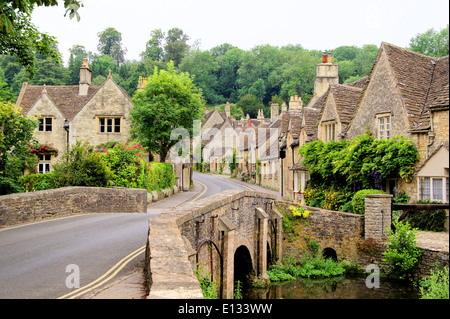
1 24 448 118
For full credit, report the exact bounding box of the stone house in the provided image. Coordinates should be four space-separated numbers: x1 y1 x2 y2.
16 57 134 173
345 42 449 202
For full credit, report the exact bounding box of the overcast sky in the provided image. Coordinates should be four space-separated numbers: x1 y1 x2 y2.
31 0 449 65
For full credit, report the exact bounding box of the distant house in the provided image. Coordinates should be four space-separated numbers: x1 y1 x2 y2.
345 42 449 201
16 57 133 173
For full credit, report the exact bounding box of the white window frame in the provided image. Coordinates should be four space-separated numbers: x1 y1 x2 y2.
38 154 52 174
417 176 448 203
376 114 391 140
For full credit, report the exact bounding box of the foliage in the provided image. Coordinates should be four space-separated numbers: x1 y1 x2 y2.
351 189 387 215
409 24 449 57
267 252 346 282
195 264 218 299
299 133 419 191
19 171 57 192
51 141 112 188
130 62 205 161
234 281 243 299
236 93 264 118
403 199 447 232
0 0 82 77
289 205 311 218
228 148 237 177
147 162 175 191
322 189 353 211
97 27 127 66
0 101 38 194
383 221 422 281
420 264 449 299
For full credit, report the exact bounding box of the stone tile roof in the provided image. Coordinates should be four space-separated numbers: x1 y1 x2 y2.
330 84 364 125
16 83 101 121
302 107 321 142
379 42 448 131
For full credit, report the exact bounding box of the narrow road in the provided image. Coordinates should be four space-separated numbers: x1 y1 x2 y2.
0 172 272 299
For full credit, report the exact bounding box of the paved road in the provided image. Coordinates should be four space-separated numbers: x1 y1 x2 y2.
193 171 251 201
0 172 263 299
0 213 150 299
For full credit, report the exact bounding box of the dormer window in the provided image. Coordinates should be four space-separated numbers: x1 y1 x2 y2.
322 121 336 142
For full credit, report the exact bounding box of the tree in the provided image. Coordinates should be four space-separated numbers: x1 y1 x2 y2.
0 68 13 101
236 94 263 119
0 0 82 77
130 62 204 161
141 29 165 61
164 27 190 67
353 44 378 77
409 24 449 57
97 27 127 66
0 101 38 194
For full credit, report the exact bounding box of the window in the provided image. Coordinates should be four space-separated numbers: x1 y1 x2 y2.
377 115 390 139
323 122 336 142
38 118 52 132
38 154 51 174
418 176 448 203
99 117 121 133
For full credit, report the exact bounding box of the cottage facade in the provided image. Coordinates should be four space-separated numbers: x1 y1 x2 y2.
16 58 133 172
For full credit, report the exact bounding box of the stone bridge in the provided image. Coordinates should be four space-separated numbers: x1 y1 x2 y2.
145 190 282 299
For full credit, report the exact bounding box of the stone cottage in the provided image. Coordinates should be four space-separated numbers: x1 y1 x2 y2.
345 42 449 202
16 57 134 172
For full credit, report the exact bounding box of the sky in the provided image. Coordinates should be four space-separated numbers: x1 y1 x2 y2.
31 0 449 65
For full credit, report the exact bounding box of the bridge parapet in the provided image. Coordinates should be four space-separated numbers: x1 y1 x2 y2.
146 190 280 299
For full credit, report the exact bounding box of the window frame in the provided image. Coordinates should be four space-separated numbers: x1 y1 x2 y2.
98 116 121 134
418 176 448 203
38 154 52 174
38 117 53 132
376 114 391 140
322 121 336 142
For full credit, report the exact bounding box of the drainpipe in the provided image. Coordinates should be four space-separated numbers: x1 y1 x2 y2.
64 119 70 152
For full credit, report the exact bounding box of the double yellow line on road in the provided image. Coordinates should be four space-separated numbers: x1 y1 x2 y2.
58 245 146 299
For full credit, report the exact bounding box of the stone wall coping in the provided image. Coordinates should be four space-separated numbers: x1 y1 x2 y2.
364 194 393 198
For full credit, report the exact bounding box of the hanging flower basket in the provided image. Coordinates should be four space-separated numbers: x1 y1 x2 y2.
27 142 59 157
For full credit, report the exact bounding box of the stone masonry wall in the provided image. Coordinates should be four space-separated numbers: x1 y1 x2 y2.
0 186 147 226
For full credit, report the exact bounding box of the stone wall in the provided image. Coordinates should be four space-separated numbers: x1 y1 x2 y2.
146 190 279 299
277 201 364 262
0 186 147 226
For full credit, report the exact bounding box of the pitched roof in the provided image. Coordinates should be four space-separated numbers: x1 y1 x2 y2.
380 42 448 131
330 84 364 125
16 83 101 121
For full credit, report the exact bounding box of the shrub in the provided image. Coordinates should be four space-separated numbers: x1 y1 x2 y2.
383 220 422 280
19 172 57 192
352 189 386 215
52 141 112 188
420 264 449 299
147 162 175 191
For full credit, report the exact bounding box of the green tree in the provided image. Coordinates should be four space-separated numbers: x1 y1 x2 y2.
0 68 13 101
236 93 263 119
353 44 378 77
0 0 82 77
97 27 127 66
130 62 204 161
409 24 449 57
141 29 165 61
164 27 190 67
0 101 38 194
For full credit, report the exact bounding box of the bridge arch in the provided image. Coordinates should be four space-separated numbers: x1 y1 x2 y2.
322 247 338 261
234 245 254 289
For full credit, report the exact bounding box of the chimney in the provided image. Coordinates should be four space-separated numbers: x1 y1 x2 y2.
137 76 148 92
289 95 303 112
257 109 264 120
248 117 252 127
322 53 328 64
225 101 231 118
79 57 92 96
270 103 279 122
281 102 287 113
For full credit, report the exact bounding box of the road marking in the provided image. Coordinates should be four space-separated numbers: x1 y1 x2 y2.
58 245 146 299
190 179 208 202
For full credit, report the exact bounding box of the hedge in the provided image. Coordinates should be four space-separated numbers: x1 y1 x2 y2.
352 189 386 215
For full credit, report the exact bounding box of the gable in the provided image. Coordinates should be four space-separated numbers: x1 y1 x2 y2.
23 90 64 119
416 145 449 177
